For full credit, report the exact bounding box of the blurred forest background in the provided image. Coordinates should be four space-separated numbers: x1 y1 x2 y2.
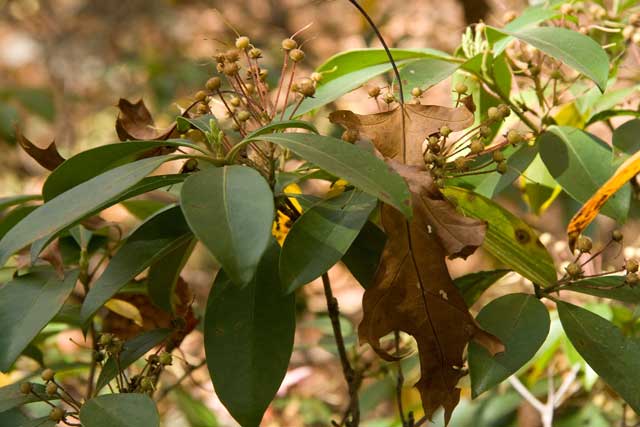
3 0 637 426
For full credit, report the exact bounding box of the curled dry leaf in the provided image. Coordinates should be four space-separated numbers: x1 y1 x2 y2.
103 277 196 348
115 99 175 142
329 103 474 166
359 162 502 424
17 131 65 171
567 149 640 249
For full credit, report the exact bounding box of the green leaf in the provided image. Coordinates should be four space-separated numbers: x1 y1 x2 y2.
42 141 196 201
173 387 219 427
0 268 79 371
539 126 631 221
81 206 192 322
280 190 376 292
612 119 640 164
316 48 451 84
0 383 56 412
96 329 170 391
148 237 195 312
293 48 454 116
80 394 160 427
476 144 538 197
453 269 510 306
0 155 175 267
181 166 274 286
0 205 38 240
176 114 217 133
443 186 557 287
0 195 40 212
587 109 640 128
17 417 56 427
558 301 640 413
469 293 550 397
120 199 168 220
561 276 640 303
496 27 609 91
399 58 459 99
205 240 295 427
244 120 318 139
342 221 386 289
251 133 411 218
489 5 561 54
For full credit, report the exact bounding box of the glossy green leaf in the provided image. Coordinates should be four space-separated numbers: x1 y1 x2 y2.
251 133 411 217
558 301 640 413
173 387 219 427
0 269 79 371
80 394 160 427
181 166 274 286
469 293 550 397
497 26 609 91
148 237 195 312
561 276 640 303
443 186 557 287
205 241 295 427
453 269 510 306
42 141 194 201
96 329 170 391
0 383 55 412
342 221 386 289
81 206 192 322
0 155 174 267
539 126 630 221
280 190 376 292
476 144 538 197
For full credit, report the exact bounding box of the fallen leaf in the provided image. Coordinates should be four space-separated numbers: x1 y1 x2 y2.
567 149 640 249
358 164 502 424
102 277 197 347
105 299 144 327
329 103 474 166
17 131 65 171
115 99 175 141
389 161 486 259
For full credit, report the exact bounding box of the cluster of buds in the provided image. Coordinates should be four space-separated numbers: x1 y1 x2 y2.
421 102 517 186
98 333 124 357
625 258 639 286
20 368 82 424
128 351 173 394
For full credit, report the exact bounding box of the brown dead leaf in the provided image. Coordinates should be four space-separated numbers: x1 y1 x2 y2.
568 150 640 249
115 99 175 141
389 161 486 258
358 163 502 424
17 131 65 171
329 103 474 166
102 277 197 348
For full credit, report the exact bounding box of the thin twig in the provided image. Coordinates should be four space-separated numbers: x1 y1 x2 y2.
322 273 360 427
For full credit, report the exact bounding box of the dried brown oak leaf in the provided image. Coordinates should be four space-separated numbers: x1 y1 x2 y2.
115 98 175 141
358 162 503 424
17 131 65 171
329 103 474 166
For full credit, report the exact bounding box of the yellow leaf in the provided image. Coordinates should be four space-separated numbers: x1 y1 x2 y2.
104 299 144 327
568 149 640 248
